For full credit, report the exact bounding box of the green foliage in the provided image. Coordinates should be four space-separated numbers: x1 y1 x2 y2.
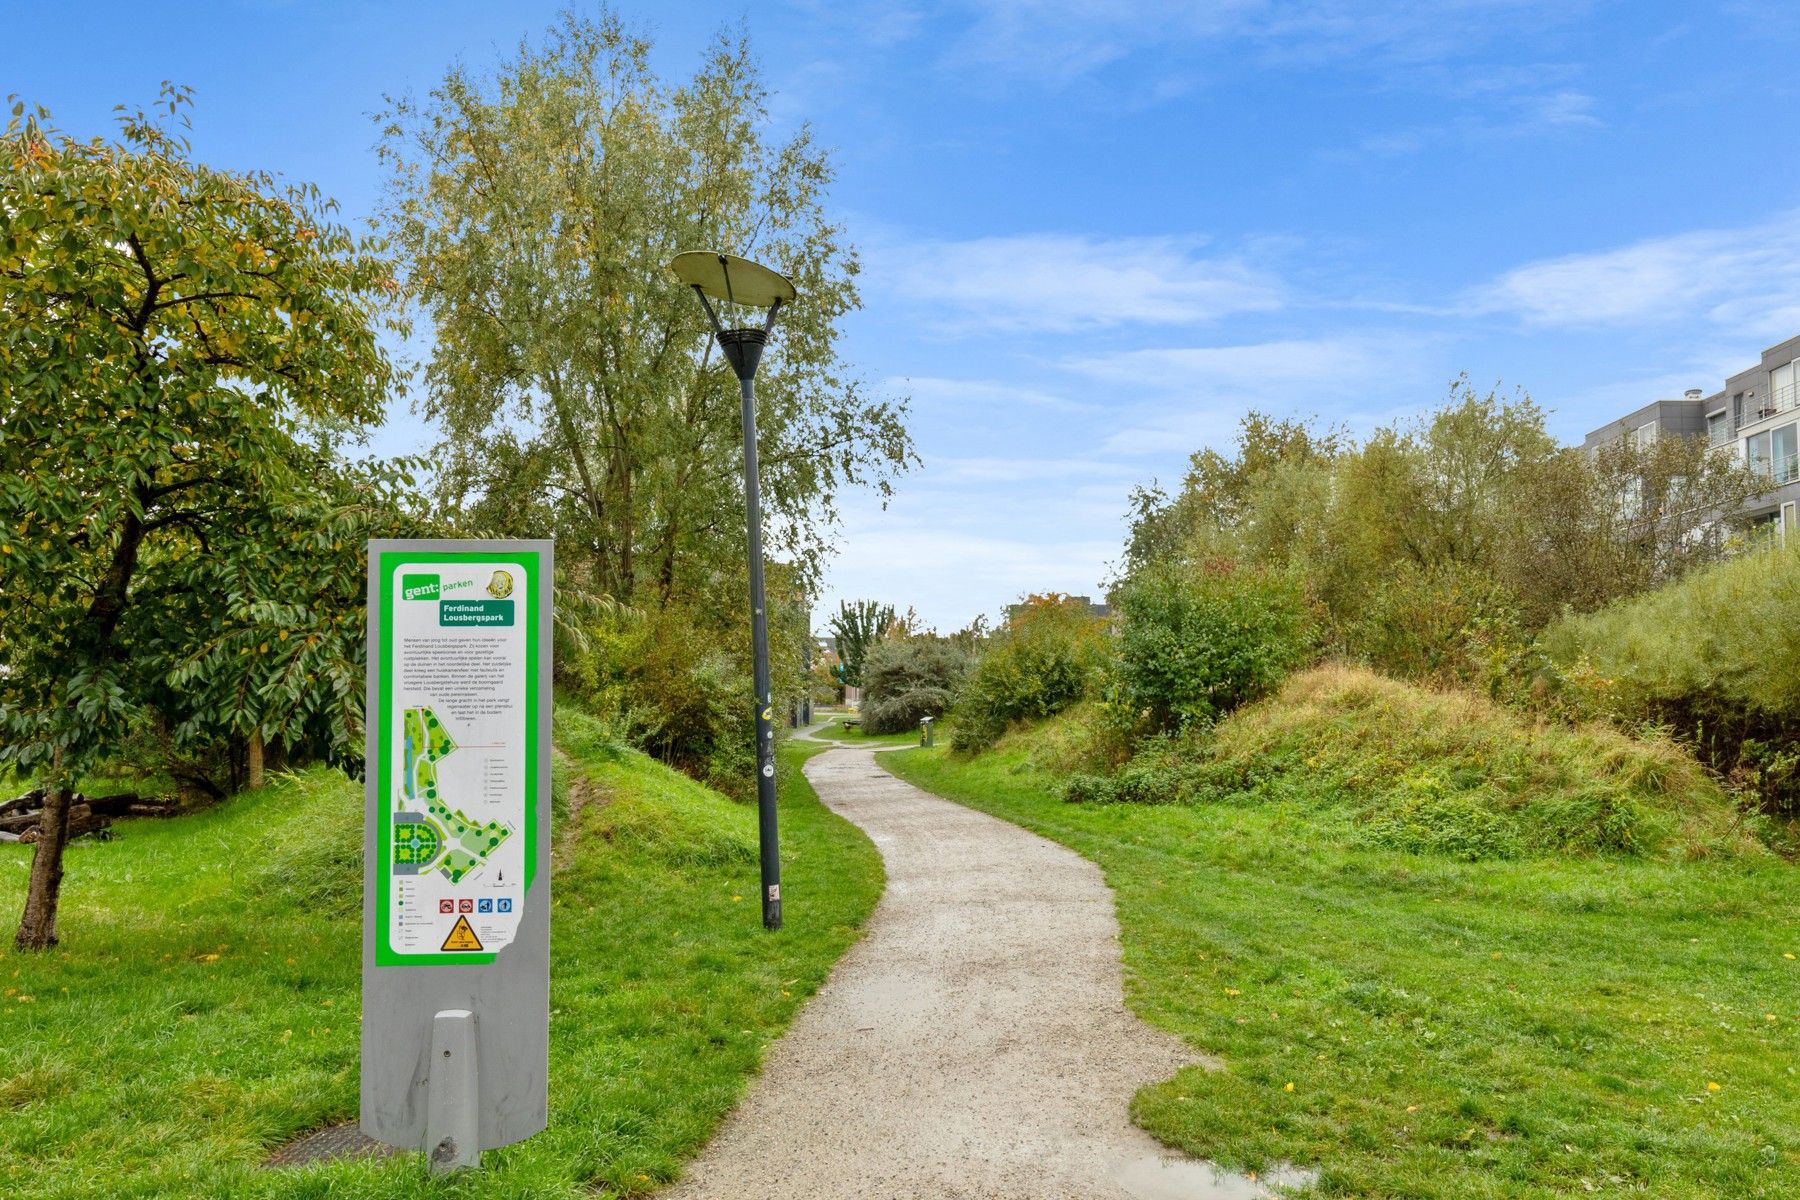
1114 561 1315 733
377 11 914 607
1121 411 1344 579
1543 536 1800 813
0 89 401 787
858 637 972 734
828 599 895 689
1122 381 1765 682
1341 561 1542 696
570 605 758 800
953 595 1111 753
1060 665 1755 861
548 701 630 765
161 455 438 783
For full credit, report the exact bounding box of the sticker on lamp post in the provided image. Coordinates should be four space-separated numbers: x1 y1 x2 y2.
363 540 552 1169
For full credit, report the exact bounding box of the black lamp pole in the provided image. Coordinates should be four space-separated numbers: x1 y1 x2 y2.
691 283 786 931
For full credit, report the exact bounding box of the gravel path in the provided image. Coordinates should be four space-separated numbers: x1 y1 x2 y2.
664 743 1310 1199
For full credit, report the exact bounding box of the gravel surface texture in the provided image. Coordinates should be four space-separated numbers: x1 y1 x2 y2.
663 743 1310 1199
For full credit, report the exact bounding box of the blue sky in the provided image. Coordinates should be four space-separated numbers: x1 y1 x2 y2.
9 2 1800 629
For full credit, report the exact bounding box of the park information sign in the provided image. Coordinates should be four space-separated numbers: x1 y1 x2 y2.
362 539 553 1168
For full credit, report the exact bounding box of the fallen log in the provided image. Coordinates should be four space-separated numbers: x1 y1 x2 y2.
0 812 42 835
1 789 176 842
84 792 144 818
17 804 111 844
0 791 45 819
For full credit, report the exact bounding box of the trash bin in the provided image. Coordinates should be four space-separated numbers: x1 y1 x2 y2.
919 716 934 747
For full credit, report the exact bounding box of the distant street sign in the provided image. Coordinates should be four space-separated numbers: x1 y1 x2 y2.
362 539 553 1170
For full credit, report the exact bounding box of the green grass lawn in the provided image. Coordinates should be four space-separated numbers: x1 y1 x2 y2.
0 709 882 1199
885 745 1800 1199
808 715 928 748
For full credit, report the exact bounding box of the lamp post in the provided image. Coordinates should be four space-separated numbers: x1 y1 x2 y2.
669 250 796 931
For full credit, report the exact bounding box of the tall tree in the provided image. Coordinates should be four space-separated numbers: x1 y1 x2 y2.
0 90 400 948
377 10 914 609
828 599 894 689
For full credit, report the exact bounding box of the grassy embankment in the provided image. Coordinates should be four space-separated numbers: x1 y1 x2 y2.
887 665 1800 1199
0 707 882 1199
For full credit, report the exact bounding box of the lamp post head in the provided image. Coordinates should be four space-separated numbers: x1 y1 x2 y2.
668 250 797 382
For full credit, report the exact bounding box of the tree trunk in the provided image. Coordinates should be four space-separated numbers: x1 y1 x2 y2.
13 503 147 949
247 730 265 791
14 781 71 950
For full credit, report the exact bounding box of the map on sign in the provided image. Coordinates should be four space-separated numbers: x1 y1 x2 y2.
392 707 512 885
378 554 535 965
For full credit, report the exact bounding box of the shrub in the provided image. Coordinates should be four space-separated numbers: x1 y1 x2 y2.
860 637 972 734
573 607 757 800
1060 664 1759 861
1342 562 1525 686
1542 536 1800 814
953 596 1111 753
1114 560 1316 733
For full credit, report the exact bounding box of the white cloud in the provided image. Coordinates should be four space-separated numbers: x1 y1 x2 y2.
895 375 1095 412
1064 334 1435 454
1067 335 1405 391
1321 66 1601 164
937 0 1588 82
941 0 1253 82
932 455 1140 484
1250 1 1591 68
1471 209 1800 334
1527 89 1601 129
871 233 1283 333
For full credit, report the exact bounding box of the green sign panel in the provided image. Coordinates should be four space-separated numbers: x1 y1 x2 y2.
372 551 542 966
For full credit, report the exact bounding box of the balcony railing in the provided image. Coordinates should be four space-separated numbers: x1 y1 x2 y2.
1751 451 1800 486
1745 382 1800 427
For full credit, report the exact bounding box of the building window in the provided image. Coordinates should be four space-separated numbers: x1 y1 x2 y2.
1775 423 1798 484
1631 420 1657 449
1707 410 1732 447
1776 361 1798 416
1749 430 1773 478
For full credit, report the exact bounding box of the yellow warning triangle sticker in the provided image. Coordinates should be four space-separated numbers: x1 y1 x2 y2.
441 914 483 952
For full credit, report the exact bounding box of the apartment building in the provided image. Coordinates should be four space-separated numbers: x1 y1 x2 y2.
1583 332 1800 529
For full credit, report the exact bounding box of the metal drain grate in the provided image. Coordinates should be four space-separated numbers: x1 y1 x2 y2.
264 1121 405 1168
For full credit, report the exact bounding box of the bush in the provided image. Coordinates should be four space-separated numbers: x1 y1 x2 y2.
572 607 756 800
1342 562 1528 687
860 637 972 734
1114 560 1316 733
1542 536 1800 814
953 596 1112 753
1060 664 1759 861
